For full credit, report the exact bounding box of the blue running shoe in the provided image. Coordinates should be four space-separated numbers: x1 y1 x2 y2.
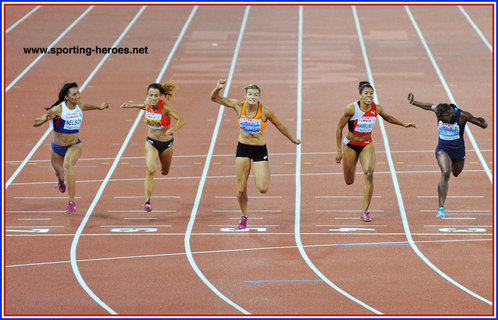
436 207 445 219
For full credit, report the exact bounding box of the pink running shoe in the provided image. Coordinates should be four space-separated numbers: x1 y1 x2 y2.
238 215 248 230
360 210 372 222
58 180 66 193
144 202 152 212
67 201 76 214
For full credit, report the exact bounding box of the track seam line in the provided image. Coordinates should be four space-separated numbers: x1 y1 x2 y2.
458 6 493 51
183 6 251 315
294 6 382 315
7 238 493 269
5 5 42 33
355 5 492 306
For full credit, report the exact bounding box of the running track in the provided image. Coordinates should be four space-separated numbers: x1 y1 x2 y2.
3 4 495 316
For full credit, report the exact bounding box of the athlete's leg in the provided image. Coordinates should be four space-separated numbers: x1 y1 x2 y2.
63 142 83 202
358 143 376 212
144 142 159 203
158 143 174 176
452 160 465 177
235 157 251 217
342 144 360 185
436 150 452 209
252 160 270 194
51 147 66 193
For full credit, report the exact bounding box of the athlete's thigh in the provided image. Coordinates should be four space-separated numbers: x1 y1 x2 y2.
358 142 375 173
235 157 251 186
252 160 270 186
436 150 452 173
452 160 465 176
158 145 174 169
144 142 159 169
64 142 83 166
342 144 359 175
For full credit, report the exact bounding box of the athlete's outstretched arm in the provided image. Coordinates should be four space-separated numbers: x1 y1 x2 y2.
408 92 435 111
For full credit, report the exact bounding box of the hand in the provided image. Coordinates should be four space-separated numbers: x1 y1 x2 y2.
120 102 131 108
293 138 301 145
165 129 174 136
335 151 343 164
407 93 414 105
476 117 488 129
46 109 57 120
404 122 416 128
217 78 227 90
99 102 110 110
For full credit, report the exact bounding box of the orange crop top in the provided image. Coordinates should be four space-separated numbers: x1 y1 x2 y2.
238 102 266 134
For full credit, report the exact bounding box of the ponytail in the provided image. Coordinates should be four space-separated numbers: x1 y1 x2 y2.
46 82 78 110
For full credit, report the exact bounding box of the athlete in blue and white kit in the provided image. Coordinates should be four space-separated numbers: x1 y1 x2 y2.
34 83 109 213
408 93 488 218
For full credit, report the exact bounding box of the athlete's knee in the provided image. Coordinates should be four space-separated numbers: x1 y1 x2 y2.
146 166 156 176
257 184 269 194
236 189 247 200
62 161 73 171
161 167 169 175
364 169 374 180
345 178 354 185
441 168 451 179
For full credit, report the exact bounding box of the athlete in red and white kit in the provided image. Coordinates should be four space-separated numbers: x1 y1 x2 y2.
336 81 416 222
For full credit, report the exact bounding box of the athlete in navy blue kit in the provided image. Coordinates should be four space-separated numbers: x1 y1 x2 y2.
34 83 110 213
407 93 488 218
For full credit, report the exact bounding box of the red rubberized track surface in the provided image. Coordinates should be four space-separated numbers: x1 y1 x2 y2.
3 4 495 316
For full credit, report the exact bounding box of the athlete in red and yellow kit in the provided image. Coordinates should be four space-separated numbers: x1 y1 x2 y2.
211 78 301 229
121 81 185 212
336 81 415 222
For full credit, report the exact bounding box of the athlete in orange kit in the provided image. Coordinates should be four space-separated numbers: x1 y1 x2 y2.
210 78 301 229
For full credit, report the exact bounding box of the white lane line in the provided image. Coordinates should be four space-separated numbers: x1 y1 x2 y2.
420 209 491 213
13 196 81 199
215 195 282 199
295 6 382 315
405 6 492 183
6 6 94 92
5 5 41 33
458 6 493 51
357 6 492 306
316 209 384 213
113 196 180 199
5 147 492 163
183 6 251 316
213 209 280 213
109 210 176 213
315 195 382 199
6 168 492 188
417 195 485 199
5 237 492 269
68 6 150 315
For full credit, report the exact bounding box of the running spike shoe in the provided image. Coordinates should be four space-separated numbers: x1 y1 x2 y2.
360 210 372 222
67 201 76 214
238 215 248 230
